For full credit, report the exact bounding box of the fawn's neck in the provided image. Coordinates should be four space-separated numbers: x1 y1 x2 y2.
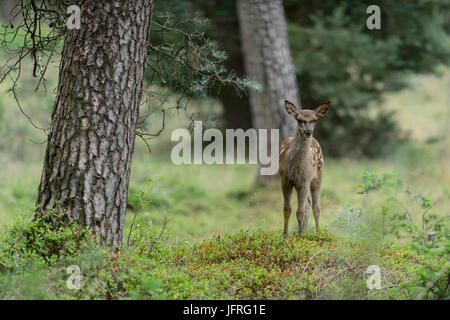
288 128 312 169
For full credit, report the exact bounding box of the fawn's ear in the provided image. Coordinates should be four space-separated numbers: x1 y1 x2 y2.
285 100 299 117
315 101 330 117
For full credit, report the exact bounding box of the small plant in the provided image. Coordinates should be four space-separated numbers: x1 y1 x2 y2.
125 178 169 252
333 171 400 240
128 178 153 212
390 192 446 248
332 205 370 238
125 212 169 254
0 209 113 299
354 171 449 299
0 209 91 269
357 171 396 195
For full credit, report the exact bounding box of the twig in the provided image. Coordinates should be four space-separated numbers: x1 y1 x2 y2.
299 249 328 299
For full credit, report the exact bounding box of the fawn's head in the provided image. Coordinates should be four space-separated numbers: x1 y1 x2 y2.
285 100 330 137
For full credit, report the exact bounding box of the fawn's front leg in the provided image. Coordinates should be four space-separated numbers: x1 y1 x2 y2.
296 185 309 234
281 177 294 236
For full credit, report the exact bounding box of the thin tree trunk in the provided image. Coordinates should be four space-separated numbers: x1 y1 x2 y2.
36 0 153 247
237 0 300 186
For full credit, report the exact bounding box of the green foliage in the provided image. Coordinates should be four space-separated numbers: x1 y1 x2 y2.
410 261 450 300
357 171 397 195
333 170 449 299
0 209 113 299
390 192 447 246
0 209 92 269
128 178 153 211
148 13 260 98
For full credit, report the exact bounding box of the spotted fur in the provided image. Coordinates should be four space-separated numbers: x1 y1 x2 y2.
280 137 323 173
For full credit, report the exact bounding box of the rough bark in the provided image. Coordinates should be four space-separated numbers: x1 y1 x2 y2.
36 0 153 247
237 0 300 185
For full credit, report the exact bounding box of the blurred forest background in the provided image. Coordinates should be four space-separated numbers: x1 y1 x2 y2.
0 0 449 300
0 0 448 239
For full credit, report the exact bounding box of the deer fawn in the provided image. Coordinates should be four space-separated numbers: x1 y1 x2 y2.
278 100 330 235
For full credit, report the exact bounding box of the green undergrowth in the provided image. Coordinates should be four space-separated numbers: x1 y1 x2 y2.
0 211 447 300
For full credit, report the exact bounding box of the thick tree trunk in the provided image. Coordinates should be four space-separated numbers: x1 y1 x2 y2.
36 0 153 247
237 0 300 186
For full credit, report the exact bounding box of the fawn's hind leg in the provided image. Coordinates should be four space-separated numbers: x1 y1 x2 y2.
281 178 294 235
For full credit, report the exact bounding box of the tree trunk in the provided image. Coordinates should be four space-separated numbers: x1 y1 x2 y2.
36 0 153 247
237 0 300 186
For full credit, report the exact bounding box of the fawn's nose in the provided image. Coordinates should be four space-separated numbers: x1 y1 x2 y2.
304 129 312 136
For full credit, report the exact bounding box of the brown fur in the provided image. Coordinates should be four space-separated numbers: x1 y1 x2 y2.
278 100 330 235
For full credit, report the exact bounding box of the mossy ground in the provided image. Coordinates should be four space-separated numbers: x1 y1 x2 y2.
0 214 446 300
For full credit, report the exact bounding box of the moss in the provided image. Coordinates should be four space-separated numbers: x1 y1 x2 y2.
0 216 444 299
